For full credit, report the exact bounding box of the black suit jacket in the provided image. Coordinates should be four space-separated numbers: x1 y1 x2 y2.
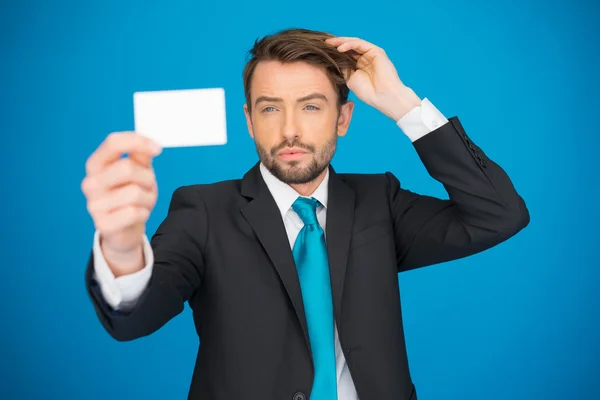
85 117 530 400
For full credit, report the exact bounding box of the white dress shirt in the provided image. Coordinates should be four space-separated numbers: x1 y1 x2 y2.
91 98 448 399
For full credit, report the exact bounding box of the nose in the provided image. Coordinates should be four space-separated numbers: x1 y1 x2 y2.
281 110 300 142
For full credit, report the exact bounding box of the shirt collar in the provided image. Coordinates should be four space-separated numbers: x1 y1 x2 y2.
259 162 329 220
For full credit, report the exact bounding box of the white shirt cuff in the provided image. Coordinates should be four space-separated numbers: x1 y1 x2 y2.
91 231 154 311
396 98 449 142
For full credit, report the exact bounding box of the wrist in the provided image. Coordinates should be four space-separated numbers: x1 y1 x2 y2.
380 87 422 121
101 240 145 277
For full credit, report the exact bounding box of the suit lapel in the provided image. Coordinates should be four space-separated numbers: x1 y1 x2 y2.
240 163 311 354
239 163 355 355
325 165 355 323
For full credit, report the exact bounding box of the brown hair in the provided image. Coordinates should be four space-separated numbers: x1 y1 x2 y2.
242 28 358 113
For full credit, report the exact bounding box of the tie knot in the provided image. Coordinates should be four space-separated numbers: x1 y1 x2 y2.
292 197 320 226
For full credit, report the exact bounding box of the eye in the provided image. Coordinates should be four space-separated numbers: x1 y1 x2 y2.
262 106 277 113
304 105 320 111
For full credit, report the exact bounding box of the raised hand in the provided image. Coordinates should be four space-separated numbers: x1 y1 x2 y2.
326 36 422 121
81 132 162 276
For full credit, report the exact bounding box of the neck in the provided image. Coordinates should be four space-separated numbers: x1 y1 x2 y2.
290 168 328 197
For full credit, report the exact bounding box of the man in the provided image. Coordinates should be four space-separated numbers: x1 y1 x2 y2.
82 28 530 400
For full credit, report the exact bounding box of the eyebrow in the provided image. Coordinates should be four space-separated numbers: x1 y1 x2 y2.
254 92 328 107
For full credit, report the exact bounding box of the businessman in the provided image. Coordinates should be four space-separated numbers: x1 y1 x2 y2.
82 28 530 400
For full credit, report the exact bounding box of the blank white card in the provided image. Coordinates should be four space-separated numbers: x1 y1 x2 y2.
133 87 228 148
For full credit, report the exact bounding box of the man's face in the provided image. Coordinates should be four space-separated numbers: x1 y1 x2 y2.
244 60 353 185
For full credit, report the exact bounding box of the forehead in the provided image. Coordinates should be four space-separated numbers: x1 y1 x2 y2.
250 60 336 100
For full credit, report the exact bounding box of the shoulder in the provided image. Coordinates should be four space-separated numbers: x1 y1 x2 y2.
336 171 399 194
169 178 242 208
174 178 242 199
166 178 246 215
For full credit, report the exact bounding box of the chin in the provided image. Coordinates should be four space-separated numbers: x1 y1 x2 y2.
270 159 326 185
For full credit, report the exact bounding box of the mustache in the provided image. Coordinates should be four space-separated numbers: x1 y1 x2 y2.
270 139 315 156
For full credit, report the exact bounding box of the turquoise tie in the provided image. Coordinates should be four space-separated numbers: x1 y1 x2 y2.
292 197 337 400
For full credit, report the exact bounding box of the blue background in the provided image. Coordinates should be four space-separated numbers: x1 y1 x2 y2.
1 0 598 399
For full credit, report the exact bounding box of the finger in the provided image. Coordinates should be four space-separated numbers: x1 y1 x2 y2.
86 132 161 175
82 158 156 198
95 206 150 236
325 36 359 46
130 152 153 168
88 184 156 216
84 158 156 197
346 49 361 60
336 39 382 55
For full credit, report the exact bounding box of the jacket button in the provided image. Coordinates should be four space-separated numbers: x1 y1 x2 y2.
293 392 306 400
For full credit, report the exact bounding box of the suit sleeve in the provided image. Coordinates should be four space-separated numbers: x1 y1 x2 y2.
388 116 530 272
85 185 208 341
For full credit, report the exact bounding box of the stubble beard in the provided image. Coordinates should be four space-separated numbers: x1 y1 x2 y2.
255 131 338 185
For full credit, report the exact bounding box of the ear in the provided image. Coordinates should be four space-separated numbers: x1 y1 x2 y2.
336 100 354 137
243 104 255 139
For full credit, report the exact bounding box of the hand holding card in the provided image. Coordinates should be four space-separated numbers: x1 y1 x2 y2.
133 87 228 148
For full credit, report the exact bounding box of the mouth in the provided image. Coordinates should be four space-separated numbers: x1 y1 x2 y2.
277 147 309 161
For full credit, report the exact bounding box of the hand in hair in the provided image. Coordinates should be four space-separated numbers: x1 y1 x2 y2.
325 36 422 121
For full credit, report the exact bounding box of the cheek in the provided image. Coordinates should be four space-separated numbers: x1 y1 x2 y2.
300 114 338 140
294 109 334 128
251 119 280 147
